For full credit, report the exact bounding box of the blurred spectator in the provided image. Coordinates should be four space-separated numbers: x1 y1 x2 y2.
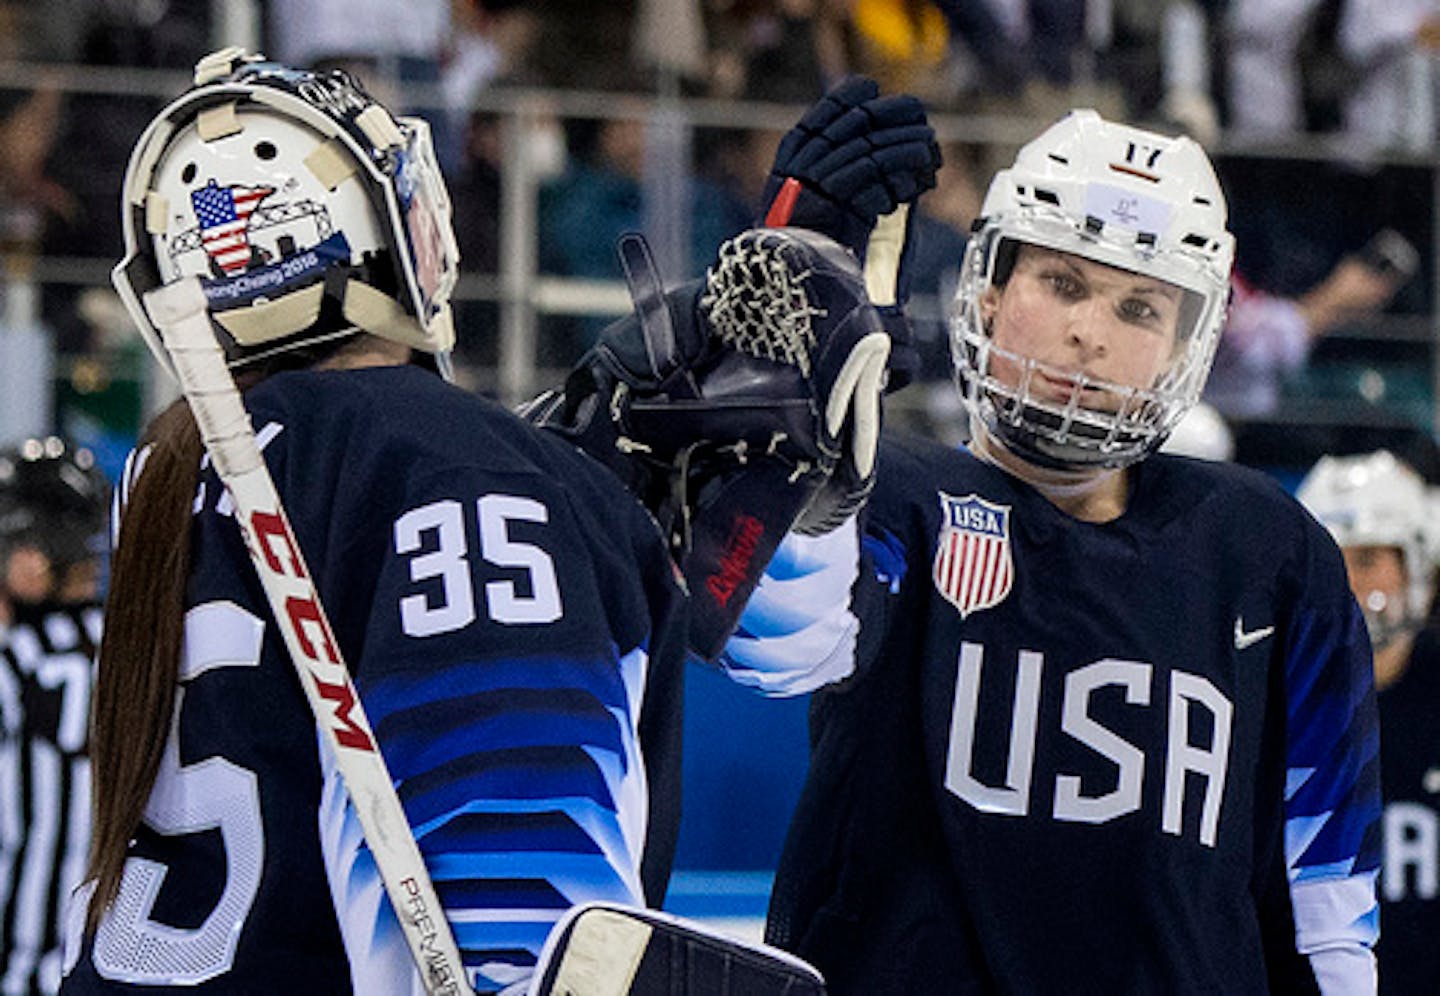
267 0 451 80
1105 0 1222 142
926 0 1033 100
538 107 750 362
1220 0 1440 144
1296 450 1440 995
1338 0 1440 152
1222 0 1328 138
849 0 951 97
448 109 540 371
522 0 641 92
706 0 849 102
1205 252 1409 419
541 110 650 291
1000 0 1090 90
0 85 74 257
452 112 507 283
692 124 780 221
267 0 457 164
857 0 1095 109
443 2 545 103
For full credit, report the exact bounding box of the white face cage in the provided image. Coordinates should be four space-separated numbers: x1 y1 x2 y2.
1297 450 1438 637
950 110 1235 470
113 47 459 376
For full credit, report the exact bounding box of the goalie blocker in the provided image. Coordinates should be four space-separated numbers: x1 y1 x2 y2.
525 227 888 660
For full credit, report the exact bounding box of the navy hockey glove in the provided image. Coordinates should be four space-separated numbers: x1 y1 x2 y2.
761 75 940 390
760 75 939 254
524 228 887 660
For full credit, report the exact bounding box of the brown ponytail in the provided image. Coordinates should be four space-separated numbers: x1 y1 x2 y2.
85 398 204 931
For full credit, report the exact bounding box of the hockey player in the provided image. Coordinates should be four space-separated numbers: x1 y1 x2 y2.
61 50 935 995
726 110 1382 993
0 437 108 995
1298 450 1440 995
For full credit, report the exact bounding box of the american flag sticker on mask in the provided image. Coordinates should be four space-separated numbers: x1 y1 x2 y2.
191 179 274 274
933 492 1014 617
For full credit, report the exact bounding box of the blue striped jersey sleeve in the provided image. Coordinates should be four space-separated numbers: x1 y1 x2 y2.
322 645 652 994
1282 598 1382 993
722 521 864 697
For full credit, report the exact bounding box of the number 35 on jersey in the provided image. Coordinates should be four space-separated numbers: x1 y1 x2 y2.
395 494 563 636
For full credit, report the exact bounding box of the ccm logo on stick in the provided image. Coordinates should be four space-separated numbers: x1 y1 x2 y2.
249 507 375 752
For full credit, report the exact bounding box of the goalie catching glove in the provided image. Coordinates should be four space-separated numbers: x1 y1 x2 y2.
525 227 887 660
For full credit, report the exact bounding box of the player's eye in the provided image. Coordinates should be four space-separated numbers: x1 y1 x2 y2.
1118 298 1158 322
181 162 197 184
1044 271 1083 298
254 141 277 161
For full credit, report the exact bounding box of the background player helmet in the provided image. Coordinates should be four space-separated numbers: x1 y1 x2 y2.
1297 450 1437 640
0 436 110 604
1159 401 1234 461
950 109 1236 469
113 47 459 375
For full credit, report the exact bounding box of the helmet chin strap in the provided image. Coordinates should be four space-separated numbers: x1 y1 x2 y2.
969 419 1125 504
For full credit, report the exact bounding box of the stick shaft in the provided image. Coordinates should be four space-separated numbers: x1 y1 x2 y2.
142 278 471 995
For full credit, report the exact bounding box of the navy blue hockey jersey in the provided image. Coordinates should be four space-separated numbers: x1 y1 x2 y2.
2 603 102 995
60 365 687 995
726 432 1381 995
1375 626 1440 995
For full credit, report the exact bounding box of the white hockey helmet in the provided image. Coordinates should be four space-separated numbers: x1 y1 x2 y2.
951 109 1235 469
1297 450 1437 636
113 47 459 375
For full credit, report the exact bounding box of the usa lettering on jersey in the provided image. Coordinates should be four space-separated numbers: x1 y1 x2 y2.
944 641 1233 847
1384 795 1440 901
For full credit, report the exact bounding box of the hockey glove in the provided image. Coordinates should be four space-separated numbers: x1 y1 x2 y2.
760 75 939 254
761 75 940 391
525 228 887 660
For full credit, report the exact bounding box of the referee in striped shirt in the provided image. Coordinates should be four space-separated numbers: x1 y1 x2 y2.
0 438 107 995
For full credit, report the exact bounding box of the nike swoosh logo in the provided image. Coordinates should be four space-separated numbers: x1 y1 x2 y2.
1234 617 1275 650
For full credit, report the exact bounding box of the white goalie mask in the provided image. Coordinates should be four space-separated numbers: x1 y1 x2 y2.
113 47 459 375
1297 450 1437 643
950 110 1235 469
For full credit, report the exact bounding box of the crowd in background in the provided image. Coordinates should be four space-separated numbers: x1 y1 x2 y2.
0 0 1437 476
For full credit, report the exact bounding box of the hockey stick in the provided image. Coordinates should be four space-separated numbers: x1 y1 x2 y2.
140 277 471 996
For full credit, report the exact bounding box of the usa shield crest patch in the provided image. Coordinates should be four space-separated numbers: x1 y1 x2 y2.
934 492 1014 617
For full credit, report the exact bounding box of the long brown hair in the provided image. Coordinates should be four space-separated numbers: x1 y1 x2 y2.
83 336 395 931
85 398 203 930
